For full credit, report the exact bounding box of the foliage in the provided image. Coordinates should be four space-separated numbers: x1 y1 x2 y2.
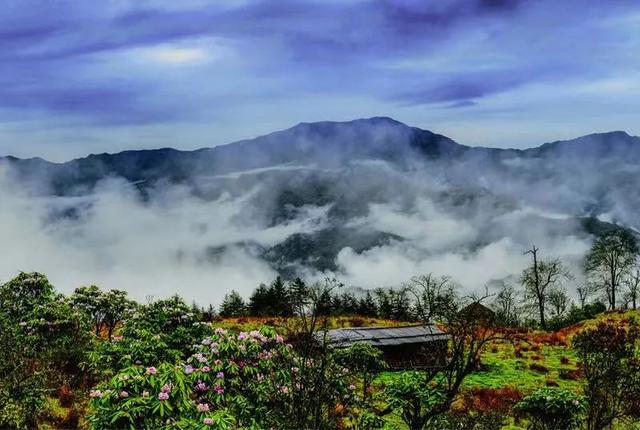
546 301 607 331
384 372 447 429
0 312 47 430
521 246 571 329
87 295 211 378
218 290 247 317
88 327 365 429
515 388 585 430
0 272 93 429
573 319 640 430
585 229 639 310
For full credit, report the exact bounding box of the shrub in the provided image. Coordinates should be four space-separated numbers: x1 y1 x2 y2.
88 328 362 429
559 368 582 381
516 388 585 430
573 320 640 429
459 386 523 414
529 363 549 373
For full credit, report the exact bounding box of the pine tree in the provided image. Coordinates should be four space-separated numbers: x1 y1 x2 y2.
219 290 247 317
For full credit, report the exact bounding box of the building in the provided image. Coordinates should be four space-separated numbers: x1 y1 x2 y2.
323 324 450 370
459 302 496 323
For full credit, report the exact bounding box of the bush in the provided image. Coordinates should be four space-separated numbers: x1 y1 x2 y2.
515 388 585 430
88 328 363 429
573 320 640 429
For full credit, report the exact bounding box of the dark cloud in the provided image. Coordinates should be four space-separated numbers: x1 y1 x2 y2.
0 0 638 155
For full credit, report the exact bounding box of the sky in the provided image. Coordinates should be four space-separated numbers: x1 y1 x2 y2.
1 0 640 161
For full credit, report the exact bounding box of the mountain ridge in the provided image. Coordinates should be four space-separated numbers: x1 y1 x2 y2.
1 117 637 165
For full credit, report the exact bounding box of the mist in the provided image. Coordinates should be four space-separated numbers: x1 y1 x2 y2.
0 131 602 306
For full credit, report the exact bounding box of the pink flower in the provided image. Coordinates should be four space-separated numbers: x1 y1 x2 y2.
161 384 172 393
195 381 208 391
238 332 248 341
203 418 214 425
349 384 356 391
158 392 170 401
119 391 129 398
280 386 290 394
184 365 194 374
216 371 225 379
201 366 211 373
197 403 210 412
214 359 223 366
275 335 284 343
214 327 227 335
89 390 102 398
145 366 157 375
214 384 224 394
201 338 212 346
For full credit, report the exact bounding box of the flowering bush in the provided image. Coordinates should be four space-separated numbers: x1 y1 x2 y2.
88 327 364 429
0 272 93 429
86 296 212 379
515 388 585 430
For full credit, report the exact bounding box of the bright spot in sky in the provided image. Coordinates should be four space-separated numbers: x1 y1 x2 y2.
140 46 211 65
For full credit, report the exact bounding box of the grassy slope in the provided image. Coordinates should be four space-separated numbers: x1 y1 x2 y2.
376 309 640 429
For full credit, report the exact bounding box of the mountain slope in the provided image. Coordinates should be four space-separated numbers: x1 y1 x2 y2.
1 118 639 295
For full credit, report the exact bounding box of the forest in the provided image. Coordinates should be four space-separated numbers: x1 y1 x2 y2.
2 228 640 430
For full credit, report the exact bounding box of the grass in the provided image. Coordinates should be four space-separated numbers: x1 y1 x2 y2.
213 315 406 332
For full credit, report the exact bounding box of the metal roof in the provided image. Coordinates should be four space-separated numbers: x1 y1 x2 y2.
321 324 450 348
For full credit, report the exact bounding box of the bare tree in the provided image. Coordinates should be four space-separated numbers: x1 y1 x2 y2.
548 288 570 318
405 274 456 323
585 229 639 310
492 283 520 326
623 262 640 310
521 246 571 329
576 284 597 309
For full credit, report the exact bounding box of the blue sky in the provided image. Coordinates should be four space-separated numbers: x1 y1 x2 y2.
1 0 640 160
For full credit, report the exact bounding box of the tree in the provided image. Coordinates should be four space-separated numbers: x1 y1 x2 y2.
492 283 521 326
248 277 293 316
576 284 597 309
521 246 571 329
623 262 640 310
573 320 640 430
70 285 105 335
357 292 378 317
585 229 639 310
0 313 46 430
381 279 512 429
219 290 247 317
101 289 135 341
374 288 394 319
0 272 55 319
548 288 570 318
406 274 456 323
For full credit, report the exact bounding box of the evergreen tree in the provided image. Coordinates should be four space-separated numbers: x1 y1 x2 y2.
357 292 378 317
249 283 270 315
219 290 247 317
374 288 394 319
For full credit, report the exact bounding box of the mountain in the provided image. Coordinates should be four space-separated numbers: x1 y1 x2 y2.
1 118 639 293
